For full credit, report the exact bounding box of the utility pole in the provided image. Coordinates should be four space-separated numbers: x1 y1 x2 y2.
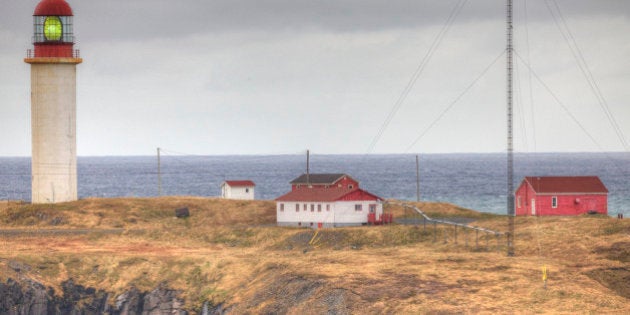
415 155 420 202
507 0 515 257
157 147 162 196
306 149 310 187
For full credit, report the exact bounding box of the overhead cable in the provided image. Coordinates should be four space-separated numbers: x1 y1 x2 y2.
366 0 468 154
405 50 506 152
545 0 629 151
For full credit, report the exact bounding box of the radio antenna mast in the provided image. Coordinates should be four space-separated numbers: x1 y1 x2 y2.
507 0 515 256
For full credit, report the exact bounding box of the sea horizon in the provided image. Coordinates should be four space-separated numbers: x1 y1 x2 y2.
1 152 629 217
2 150 630 158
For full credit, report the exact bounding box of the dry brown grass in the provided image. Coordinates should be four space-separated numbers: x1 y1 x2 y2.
385 200 498 220
0 197 628 313
0 197 276 229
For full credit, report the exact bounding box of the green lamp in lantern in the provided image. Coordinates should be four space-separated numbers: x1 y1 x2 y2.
44 16 62 41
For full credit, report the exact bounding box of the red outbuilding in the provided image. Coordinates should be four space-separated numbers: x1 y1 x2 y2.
515 176 608 216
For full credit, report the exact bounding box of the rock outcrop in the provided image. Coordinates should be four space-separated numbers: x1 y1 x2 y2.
0 278 189 315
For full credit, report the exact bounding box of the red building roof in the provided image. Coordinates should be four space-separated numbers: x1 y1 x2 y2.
524 176 608 194
276 187 381 202
223 180 255 187
34 0 73 16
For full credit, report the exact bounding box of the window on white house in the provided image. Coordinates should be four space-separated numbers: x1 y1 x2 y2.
280 204 284 211
355 204 362 211
303 204 307 211
552 196 558 208
326 204 330 211
369 204 376 213
295 204 300 212
245 188 249 193
317 204 322 212
311 204 315 212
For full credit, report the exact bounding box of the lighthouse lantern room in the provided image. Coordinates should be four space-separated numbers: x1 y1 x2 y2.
29 0 78 58
25 0 82 204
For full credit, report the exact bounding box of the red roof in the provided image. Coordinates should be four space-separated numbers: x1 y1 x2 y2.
223 180 255 187
34 0 73 16
524 176 608 194
275 188 381 202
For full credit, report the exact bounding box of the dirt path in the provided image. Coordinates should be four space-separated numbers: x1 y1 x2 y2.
0 228 130 236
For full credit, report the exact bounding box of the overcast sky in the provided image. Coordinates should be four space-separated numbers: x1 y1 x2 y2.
1 0 629 156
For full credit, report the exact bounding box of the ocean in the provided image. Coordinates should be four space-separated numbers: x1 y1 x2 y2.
1 153 629 216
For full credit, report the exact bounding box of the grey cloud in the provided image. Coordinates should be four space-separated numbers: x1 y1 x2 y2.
4 0 629 42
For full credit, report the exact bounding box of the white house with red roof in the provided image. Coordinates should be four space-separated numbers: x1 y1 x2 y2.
515 176 608 216
276 173 385 227
221 180 255 200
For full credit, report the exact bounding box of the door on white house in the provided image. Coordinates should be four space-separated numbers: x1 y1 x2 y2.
531 199 536 216
369 204 376 213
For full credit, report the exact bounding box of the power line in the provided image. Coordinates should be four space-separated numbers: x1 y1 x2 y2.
366 0 468 154
405 50 506 152
544 0 629 151
523 0 537 151
514 51 606 152
513 49 529 152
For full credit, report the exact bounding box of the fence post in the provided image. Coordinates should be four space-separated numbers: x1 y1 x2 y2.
496 233 500 252
456 226 459 245
433 221 437 243
486 232 489 249
465 228 468 247
443 225 447 244
476 229 479 248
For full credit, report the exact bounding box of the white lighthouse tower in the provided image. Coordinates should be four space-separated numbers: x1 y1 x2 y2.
25 0 82 203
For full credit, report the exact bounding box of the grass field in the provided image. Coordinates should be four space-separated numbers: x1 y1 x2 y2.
0 197 628 313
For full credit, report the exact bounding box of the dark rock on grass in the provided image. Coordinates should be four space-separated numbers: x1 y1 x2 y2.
0 277 189 315
593 242 630 263
175 207 190 218
585 267 630 299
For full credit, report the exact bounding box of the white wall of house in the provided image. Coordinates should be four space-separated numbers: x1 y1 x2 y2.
222 185 255 200
334 201 382 224
276 200 382 227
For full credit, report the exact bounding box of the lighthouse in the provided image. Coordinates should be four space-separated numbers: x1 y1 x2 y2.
25 0 82 203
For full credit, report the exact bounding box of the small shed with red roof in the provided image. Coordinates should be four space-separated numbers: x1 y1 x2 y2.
276 173 388 227
221 180 255 200
515 176 608 216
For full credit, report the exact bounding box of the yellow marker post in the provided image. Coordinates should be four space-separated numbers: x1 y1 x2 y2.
542 265 548 289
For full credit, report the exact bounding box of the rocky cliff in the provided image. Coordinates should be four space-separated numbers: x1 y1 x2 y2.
0 278 202 315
